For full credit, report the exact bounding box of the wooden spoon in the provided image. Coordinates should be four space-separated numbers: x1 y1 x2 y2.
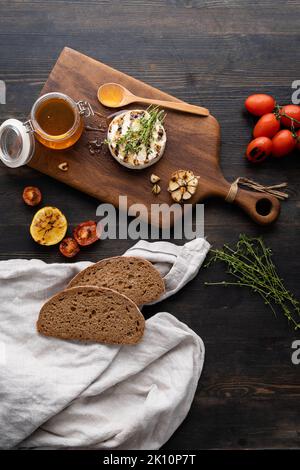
97 83 209 117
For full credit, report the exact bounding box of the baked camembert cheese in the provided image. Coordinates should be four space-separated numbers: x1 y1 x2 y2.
107 107 166 169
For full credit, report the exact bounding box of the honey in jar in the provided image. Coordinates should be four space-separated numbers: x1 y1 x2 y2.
0 92 93 168
30 93 85 150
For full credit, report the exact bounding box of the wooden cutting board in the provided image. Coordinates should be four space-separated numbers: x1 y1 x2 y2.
28 47 280 226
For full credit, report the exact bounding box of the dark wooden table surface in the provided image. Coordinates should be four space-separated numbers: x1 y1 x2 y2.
0 0 299 450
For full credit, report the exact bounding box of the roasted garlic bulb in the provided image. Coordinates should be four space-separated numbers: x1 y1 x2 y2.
168 170 199 202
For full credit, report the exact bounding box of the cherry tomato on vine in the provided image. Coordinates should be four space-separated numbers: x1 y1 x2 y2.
271 130 296 158
280 105 300 129
22 186 42 206
73 220 100 246
253 113 280 139
246 137 272 163
59 237 80 258
245 94 276 116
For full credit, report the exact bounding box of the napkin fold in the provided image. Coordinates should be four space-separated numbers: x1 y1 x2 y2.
0 238 210 449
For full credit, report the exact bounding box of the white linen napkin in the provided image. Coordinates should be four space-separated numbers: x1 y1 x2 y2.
125 238 210 302
0 238 210 449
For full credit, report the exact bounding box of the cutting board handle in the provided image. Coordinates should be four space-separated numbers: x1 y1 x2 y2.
230 186 281 225
215 178 281 225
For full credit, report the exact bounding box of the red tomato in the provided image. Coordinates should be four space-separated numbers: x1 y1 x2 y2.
246 137 272 163
59 237 80 258
280 105 300 129
245 94 276 116
271 130 296 158
73 221 100 246
22 186 42 206
253 113 280 138
296 129 300 150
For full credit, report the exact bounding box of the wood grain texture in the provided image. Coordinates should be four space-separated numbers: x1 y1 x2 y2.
0 0 299 450
28 47 281 225
28 46 221 226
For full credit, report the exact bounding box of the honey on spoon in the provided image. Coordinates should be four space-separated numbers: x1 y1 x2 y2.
98 83 125 108
98 83 209 117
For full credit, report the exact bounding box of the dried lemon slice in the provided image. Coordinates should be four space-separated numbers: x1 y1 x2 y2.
30 207 67 246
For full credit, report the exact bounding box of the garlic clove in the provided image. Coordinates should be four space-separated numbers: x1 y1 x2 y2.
152 183 161 195
182 190 192 200
170 189 183 202
187 185 197 195
187 177 199 187
150 174 160 184
168 180 180 191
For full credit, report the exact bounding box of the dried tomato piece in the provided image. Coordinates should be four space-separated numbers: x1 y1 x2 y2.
22 186 42 206
73 221 100 246
59 237 80 258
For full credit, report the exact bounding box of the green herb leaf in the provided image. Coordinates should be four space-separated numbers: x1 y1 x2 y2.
205 234 300 331
115 106 165 157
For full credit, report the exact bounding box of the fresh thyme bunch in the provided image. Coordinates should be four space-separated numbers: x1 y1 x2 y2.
205 234 300 331
115 106 165 156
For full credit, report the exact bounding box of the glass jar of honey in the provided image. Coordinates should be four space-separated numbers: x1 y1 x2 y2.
0 92 93 168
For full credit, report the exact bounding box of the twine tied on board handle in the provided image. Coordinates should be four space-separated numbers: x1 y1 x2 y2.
225 177 289 203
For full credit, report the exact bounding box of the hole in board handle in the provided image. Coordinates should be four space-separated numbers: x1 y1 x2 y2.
256 198 273 217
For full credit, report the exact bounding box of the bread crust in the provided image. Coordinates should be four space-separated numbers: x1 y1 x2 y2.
37 286 145 345
68 256 165 305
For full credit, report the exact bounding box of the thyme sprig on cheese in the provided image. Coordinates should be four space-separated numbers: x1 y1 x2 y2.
106 107 167 169
112 106 165 156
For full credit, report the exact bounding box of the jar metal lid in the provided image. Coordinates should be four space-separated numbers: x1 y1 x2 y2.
0 118 35 168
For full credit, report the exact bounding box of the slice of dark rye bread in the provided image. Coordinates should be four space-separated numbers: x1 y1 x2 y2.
68 256 165 305
37 286 145 345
